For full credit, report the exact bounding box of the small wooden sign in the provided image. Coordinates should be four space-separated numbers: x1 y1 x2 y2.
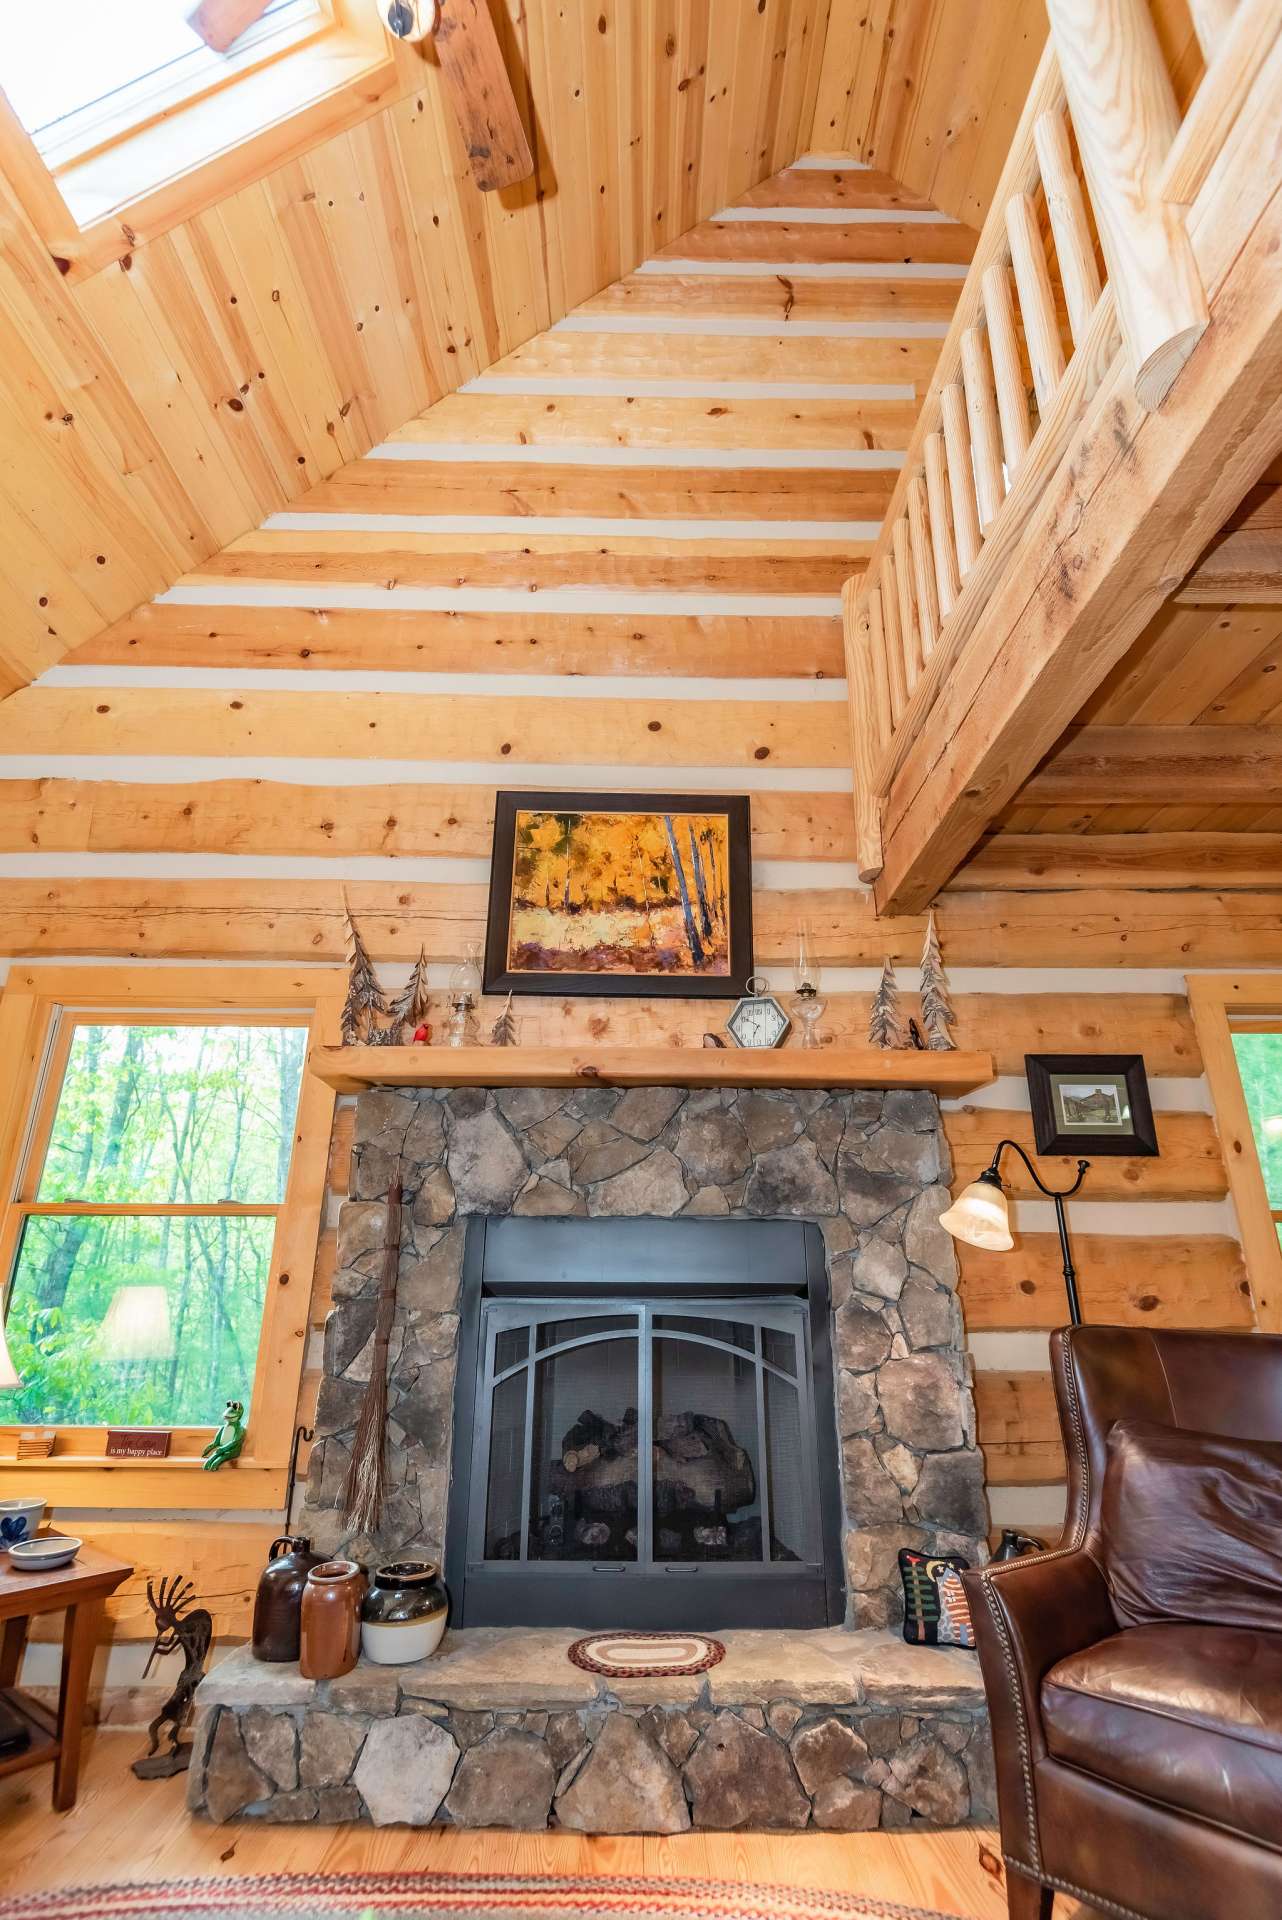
105 1428 172 1459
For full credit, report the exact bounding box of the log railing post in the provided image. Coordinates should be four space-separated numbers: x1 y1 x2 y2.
892 517 922 691
1034 106 1103 346
1047 0 1209 408
843 581 885 881
907 476 940 658
960 327 1006 531
982 261 1033 474
941 383 982 574
924 430 960 618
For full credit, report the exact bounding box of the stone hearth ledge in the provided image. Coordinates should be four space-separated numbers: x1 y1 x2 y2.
188 1632 991 1833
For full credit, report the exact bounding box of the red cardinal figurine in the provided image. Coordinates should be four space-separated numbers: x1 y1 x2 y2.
412 1023 431 1045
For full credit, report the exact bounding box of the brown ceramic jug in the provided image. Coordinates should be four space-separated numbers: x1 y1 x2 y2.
252 1535 325 1663
299 1559 366 1680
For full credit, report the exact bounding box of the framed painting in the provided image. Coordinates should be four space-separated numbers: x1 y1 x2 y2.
1025 1054 1159 1157
483 791 753 999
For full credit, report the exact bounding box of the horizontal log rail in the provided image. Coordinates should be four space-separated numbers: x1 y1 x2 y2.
842 0 1275 890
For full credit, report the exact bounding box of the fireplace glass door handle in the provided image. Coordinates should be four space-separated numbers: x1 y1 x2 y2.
662 1565 700 1574
590 1563 631 1574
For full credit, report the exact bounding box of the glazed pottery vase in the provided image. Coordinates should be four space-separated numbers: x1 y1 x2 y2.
299 1559 367 1680
360 1561 449 1665
252 1535 325 1663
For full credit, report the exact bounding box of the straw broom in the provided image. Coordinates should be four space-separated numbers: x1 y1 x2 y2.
341 1172 402 1535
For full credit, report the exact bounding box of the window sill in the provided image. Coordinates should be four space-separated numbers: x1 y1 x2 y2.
0 1452 286 1510
45 28 399 281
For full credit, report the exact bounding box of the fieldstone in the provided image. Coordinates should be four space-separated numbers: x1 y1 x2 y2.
325 1299 377 1379
844 1524 925 1594
450 1710 495 1751
447 1109 528 1212
589 1148 689 1217
864 1127 940 1184
352 1715 459 1825
820 1214 857 1258
300 1711 366 1788
806 1104 845 1169
767 1702 803 1739
315 1371 367 1437
320 1665 401 1715
567 1122 651 1184
612 1086 685 1141
885 1735 970 1825
838 1369 881 1436
673 1109 751 1185
912 1449 989 1535
527 1111 584 1159
708 1630 857 1706
317 1785 364 1822
242 1708 298 1791
446 1088 488 1121
743 1138 837 1216
850 1238 908 1303
306 1433 350 1509
644 1707 700 1767
740 1707 766 1730
444 1729 556 1829
404 1097 446 1164
355 1090 417 1150
555 1712 690 1833
260 1788 318 1822
880 1443 921 1492
883 1090 938 1132
812 1778 882 1830
898 1277 956 1350
336 1201 391 1265
388 1363 451 1454
685 1713 809 1830
354 1144 402 1200
837 1163 915 1228
841 1436 904 1525
204 1711 271 1823
495 1088 565 1131
835 1302 894 1373
545 1712 583 1770
399 1224 465 1316
514 1177 588 1216
790 1717 870 1794
401 1315 458 1367
855 1634 985 1710
964 1726 998 1819
566 1087 622 1120
877 1353 965 1451
739 1093 802 1154
411 1166 456 1228
905 1186 958 1284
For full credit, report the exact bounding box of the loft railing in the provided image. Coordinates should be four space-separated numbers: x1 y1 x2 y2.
844 0 1278 881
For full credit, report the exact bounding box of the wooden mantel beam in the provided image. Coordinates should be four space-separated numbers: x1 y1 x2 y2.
873 141 1282 916
1017 725 1282 805
1176 481 1282 603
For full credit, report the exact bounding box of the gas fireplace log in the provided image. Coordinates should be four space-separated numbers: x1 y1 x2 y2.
549 1407 756 1516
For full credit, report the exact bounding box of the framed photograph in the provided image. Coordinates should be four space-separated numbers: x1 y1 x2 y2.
1025 1054 1158 1157
484 791 753 999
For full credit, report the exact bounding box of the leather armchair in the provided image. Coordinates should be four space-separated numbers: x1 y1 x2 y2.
962 1325 1282 1920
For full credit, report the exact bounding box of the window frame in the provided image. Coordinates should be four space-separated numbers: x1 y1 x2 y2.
0 965 343 1508
0 0 399 282
1187 972 1282 1335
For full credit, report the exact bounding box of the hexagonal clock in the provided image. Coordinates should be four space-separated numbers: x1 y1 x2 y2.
726 975 791 1049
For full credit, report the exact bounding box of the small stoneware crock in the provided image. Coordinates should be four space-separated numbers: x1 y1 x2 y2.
360 1561 449 1665
252 1535 325 1662
299 1558 367 1680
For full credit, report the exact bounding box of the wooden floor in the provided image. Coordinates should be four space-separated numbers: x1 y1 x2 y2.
0 1733 1097 1919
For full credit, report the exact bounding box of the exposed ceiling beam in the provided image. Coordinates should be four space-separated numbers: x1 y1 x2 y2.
1017 724 1282 805
872 137 1282 915
954 830 1282 890
1175 481 1282 603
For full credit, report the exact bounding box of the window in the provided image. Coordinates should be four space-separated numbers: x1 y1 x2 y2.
3 1018 306 1429
1230 1024 1282 1256
0 966 343 1505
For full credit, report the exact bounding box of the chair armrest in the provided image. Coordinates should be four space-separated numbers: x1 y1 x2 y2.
962 1548 1116 1874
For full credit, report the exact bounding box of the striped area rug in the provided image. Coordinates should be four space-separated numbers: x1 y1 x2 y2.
0 1873 957 1920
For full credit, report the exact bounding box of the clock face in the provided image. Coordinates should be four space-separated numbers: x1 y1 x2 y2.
727 994 790 1049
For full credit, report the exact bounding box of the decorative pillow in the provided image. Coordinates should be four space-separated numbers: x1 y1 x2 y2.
1102 1417 1282 1631
898 1549 975 1648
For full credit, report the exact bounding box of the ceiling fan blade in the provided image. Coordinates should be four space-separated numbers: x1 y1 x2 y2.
433 0 534 193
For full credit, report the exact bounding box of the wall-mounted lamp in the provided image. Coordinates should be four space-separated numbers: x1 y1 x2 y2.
939 1139 1090 1325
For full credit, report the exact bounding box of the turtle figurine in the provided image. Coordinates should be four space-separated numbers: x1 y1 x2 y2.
201 1399 247 1472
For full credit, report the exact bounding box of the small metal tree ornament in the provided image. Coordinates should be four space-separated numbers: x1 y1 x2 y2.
490 990 518 1047
868 957 907 1049
919 909 957 1051
132 1575 213 1779
341 907 389 1044
388 945 431 1042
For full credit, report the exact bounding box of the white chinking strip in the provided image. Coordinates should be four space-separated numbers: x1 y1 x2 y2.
0 853 865 891
156 584 842 616
550 315 949 338
790 155 872 170
36 667 850 703
259 510 884 540
709 206 958 225
988 1485 1068 1528
369 441 907 469
635 260 968 279
1008 1197 1238 1236
460 375 916 399
969 1332 1057 1372
0 755 853 790
942 1073 1211 1114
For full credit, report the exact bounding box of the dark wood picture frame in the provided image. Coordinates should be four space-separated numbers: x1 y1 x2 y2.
1025 1053 1159 1157
483 789 754 1000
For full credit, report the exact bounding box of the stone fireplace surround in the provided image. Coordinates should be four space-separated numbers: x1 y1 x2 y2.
190 1079 994 1832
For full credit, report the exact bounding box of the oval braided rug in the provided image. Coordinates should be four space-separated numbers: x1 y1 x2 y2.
0 1874 958 1920
567 1631 725 1677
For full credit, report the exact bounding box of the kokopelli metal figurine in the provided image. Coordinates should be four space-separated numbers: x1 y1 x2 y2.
132 1574 213 1779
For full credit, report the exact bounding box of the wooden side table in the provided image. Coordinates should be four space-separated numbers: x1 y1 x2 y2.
1 1539 132 1811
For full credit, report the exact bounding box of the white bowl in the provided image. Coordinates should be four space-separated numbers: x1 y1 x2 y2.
8 1535 81 1571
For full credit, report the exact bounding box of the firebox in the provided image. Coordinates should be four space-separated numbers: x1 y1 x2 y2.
445 1216 844 1629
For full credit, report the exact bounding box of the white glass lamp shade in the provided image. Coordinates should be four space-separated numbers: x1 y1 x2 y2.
0 1317 21 1391
99 1285 175 1362
939 1174 1014 1251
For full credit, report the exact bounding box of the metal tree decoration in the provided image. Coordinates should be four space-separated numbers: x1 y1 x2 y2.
132 1575 213 1779
341 907 389 1044
919 909 957 1051
388 945 431 1042
868 957 907 1049
490 990 518 1047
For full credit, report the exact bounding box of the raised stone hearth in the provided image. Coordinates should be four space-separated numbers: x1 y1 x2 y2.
189 1631 993 1832
301 1082 987 1630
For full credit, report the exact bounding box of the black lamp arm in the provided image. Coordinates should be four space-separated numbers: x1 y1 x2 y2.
985 1140 1090 1328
